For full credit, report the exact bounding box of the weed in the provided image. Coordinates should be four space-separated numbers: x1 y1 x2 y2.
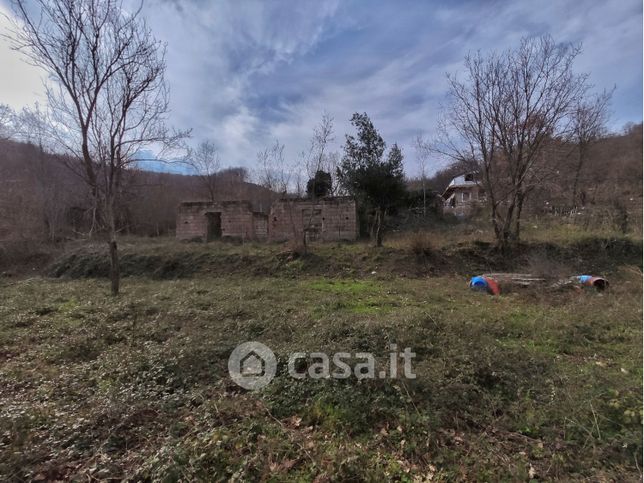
0 239 641 480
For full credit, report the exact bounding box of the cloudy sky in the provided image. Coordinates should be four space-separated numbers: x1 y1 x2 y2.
0 0 642 175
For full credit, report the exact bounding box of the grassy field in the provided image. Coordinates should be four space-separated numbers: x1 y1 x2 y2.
0 231 642 481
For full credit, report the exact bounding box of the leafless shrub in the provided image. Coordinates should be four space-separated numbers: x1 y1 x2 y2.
408 231 434 257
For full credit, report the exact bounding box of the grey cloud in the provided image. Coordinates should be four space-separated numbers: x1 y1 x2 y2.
1 0 640 177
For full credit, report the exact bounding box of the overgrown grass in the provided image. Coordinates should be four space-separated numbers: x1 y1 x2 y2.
0 260 641 480
43 228 642 284
389 211 643 249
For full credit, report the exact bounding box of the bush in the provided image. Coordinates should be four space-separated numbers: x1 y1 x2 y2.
408 231 433 257
0 240 57 273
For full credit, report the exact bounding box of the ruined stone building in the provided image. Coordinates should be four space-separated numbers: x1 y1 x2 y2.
176 201 268 242
176 197 357 243
268 197 357 242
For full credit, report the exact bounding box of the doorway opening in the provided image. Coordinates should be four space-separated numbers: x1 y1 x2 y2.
205 212 222 241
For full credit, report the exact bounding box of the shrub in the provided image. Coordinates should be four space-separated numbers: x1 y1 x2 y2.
408 231 433 257
0 240 57 273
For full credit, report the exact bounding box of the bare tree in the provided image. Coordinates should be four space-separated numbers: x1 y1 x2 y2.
325 151 342 195
568 90 612 206
185 141 221 201
10 0 186 295
303 113 335 190
0 104 16 141
439 35 592 249
414 135 431 216
301 114 334 251
256 139 289 194
0 105 17 206
257 139 306 247
216 166 250 203
16 106 70 241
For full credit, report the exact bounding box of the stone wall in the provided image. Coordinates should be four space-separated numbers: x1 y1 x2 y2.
268 197 358 242
176 201 267 241
177 197 358 243
176 202 211 241
220 201 254 240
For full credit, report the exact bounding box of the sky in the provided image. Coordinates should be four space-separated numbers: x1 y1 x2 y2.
0 0 642 176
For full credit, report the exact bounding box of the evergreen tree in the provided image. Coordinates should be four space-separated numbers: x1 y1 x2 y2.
337 113 406 246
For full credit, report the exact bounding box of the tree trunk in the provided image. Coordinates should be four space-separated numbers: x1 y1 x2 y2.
496 227 511 253
106 197 120 296
373 207 384 247
286 200 302 252
422 179 427 217
512 192 525 242
109 235 120 296
493 199 516 253
571 143 585 207
491 204 503 246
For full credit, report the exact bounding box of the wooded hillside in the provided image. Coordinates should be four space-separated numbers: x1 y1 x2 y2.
1 123 641 245
0 139 274 241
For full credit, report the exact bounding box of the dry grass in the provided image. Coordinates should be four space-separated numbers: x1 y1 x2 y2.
0 217 641 479
389 211 643 251
0 240 641 480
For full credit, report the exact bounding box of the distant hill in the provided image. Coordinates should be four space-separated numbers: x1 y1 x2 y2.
1 123 641 243
0 138 275 241
419 124 643 207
